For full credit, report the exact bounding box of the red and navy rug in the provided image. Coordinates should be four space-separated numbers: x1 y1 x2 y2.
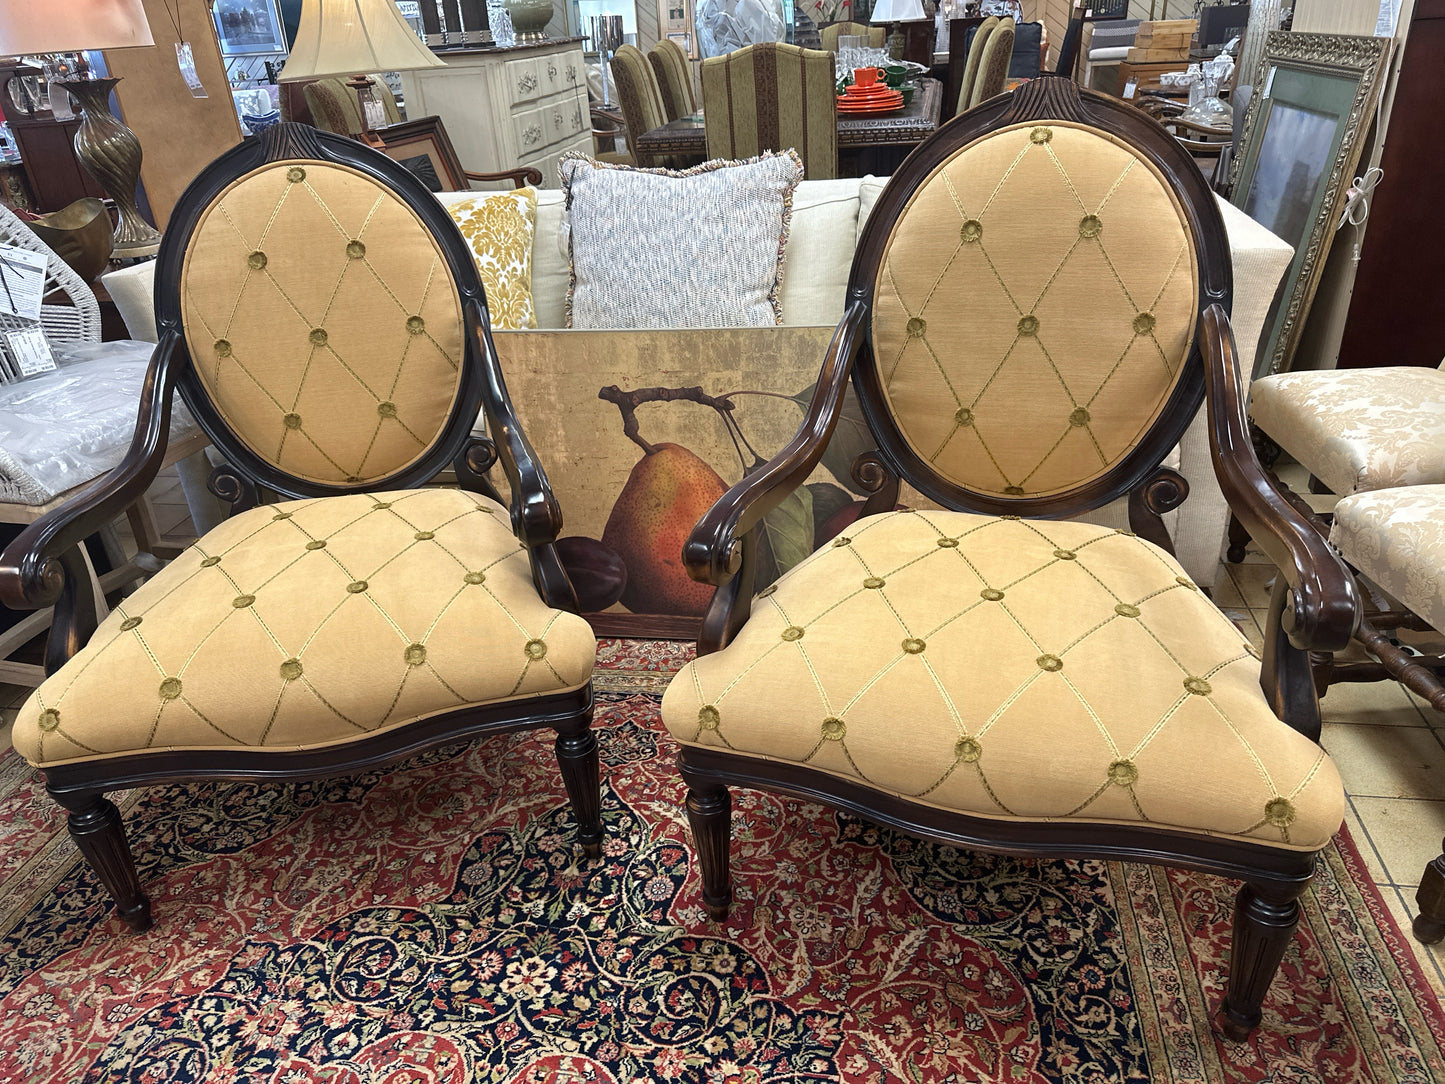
0 639 1440 1082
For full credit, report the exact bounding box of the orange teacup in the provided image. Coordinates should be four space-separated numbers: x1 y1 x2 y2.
853 66 881 88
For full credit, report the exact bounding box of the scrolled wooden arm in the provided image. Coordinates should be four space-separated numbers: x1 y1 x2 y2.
685 299 868 620
1202 304 1358 651
464 166 544 189
0 333 179 615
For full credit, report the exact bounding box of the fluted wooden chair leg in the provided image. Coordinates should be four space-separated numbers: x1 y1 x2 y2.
54 789 152 933
554 710 604 859
682 770 732 921
1217 879 1307 1041
1415 846 1445 944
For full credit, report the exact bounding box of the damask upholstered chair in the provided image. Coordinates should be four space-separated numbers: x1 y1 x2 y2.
701 43 838 179
0 124 602 933
968 16 1015 110
301 76 402 136
661 77 1357 1039
649 39 697 122
611 44 675 169
954 15 999 116
820 20 886 52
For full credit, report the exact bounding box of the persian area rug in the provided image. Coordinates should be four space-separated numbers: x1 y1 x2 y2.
0 638 1441 1084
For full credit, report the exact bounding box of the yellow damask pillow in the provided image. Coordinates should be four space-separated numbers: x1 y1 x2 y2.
446 189 538 330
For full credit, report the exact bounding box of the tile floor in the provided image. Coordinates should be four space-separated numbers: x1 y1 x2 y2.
0 465 1441 1014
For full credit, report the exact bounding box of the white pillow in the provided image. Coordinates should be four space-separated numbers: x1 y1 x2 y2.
560 151 803 329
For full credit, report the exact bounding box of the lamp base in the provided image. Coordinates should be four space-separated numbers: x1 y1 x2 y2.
55 78 162 256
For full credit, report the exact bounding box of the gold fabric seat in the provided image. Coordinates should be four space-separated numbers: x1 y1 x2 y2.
20 489 594 765
663 510 1340 849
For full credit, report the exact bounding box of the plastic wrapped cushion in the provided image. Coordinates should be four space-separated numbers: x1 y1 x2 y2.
0 340 197 506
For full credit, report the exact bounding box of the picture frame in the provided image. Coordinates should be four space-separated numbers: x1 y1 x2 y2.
211 0 288 56
368 116 469 193
1230 31 1390 377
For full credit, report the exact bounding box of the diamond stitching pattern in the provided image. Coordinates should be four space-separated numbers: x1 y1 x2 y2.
872 123 1199 498
181 161 465 485
18 490 595 764
661 512 1341 848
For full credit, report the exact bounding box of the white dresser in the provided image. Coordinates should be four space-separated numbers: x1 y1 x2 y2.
399 38 590 189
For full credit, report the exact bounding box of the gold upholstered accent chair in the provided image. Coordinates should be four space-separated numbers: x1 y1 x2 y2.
612 44 674 169
648 38 697 122
968 16 1015 110
954 15 999 116
0 124 602 933
820 20 886 52
701 42 838 180
660 77 1358 1040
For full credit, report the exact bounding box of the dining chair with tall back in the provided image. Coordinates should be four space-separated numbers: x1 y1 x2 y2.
660 76 1357 1040
649 38 697 123
701 42 838 180
612 44 676 169
0 122 603 933
967 16 1015 110
820 20 885 52
954 15 999 116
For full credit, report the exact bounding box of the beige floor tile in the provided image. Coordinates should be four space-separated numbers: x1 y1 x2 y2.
0 706 13 754
0 683 29 709
1214 574 1247 609
1228 563 1277 609
1380 885 1445 1001
1321 677 1430 728
1349 795 1445 888
1343 799 1388 884
1322 723 1445 800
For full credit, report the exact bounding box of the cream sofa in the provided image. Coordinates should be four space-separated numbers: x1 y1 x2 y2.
101 178 1292 588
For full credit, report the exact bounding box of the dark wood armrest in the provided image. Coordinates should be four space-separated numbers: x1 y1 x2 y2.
464 299 576 610
684 299 869 651
1202 304 1357 652
463 166 544 189
0 333 179 615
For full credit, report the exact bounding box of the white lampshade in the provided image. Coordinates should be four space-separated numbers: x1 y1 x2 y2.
279 0 447 81
870 0 928 22
0 0 155 55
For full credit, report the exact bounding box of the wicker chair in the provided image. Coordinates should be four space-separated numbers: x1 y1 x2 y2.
648 39 697 123
701 42 838 179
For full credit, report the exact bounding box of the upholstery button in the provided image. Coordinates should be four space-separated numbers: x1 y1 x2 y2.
309 328 328 347
906 317 926 337
980 588 1004 601
247 251 267 270
1069 408 1090 427
863 577 885 589
1004 486 1025 495
955 737 981 762
1107 759 1138 786
524 639 548 660
279 659 303 681
406 316 426 335
1114 603 1140 618
937 538 958 548
1017 315 1039 336
1175 576 1196 590
347 581 369 593
1078 214 1102 238
781 626 805 642
38 708 60 732
902 638 926 654
1183 676 1212 696
1244 642 1262 660
1115 528 1135 537
272 512 293 520
698 705 720 729
757 583 777 597
346 240 366 259
119 616 143 631
464 571 485 585
1029 126 1052 143
214 339 232 358
821 717 846 740
414 531 435 541
1264 797 1295 827
954 407 974 427
377 401 397 418
200 556 222 566
159 677 183 700
305 540 327 550
1132 312 1156 335
404 643 427 666
960 218 983 243
1036 654 1062 671
831 537 851 548
233 595 256 608
1053 549 1076 560
283 413 302 430
372 502 392 510
286 166 306 183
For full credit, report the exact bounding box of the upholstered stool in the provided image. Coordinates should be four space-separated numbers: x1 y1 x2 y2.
1250 367 1445 496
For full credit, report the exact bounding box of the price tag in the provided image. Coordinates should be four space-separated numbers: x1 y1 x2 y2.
0 244 47 322
177 42 207 98
1123 78 1137 99
3 326 56 377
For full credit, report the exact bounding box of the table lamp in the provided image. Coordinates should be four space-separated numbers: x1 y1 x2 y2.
0 0 162 257
279 0 448 135
871 0 928 61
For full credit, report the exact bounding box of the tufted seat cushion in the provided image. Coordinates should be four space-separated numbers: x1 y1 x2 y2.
1250 367 1445 496
16 488 595 767
1331 484 1445 635
661 511 1343 849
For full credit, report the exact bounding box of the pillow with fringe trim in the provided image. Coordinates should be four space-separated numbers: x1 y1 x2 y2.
559 151 803 329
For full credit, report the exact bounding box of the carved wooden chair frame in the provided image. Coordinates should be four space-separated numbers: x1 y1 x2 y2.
0 123 601 934
672 76 1358 1040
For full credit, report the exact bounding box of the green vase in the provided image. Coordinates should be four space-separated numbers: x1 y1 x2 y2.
504 0 554 42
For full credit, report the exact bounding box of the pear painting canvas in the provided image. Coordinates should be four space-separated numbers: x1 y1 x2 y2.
489 329 880 637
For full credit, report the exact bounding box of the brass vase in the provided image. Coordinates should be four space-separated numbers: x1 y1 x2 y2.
53 78 162 257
